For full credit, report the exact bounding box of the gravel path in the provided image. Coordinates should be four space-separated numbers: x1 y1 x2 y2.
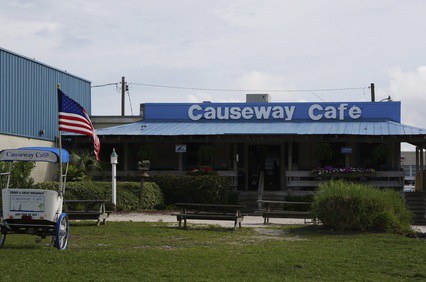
108 212 426 232
109 212 307 228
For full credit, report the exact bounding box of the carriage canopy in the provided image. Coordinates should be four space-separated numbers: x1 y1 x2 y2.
0 147 69 163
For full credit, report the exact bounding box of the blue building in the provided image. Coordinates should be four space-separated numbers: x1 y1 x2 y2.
0 47 91 181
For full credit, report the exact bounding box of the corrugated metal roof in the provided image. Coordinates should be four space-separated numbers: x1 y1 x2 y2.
0 47 91 83
95 120 426 136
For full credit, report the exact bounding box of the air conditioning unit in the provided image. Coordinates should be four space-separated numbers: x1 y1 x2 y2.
246 94 270 103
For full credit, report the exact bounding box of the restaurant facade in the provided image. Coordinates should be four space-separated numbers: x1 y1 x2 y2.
70 96 426 203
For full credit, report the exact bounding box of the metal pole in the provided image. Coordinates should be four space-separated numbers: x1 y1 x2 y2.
416 147 419 173
57 83 63 194
121 76 125 116
112 162 116 207
370 83 375 102
110 148 118 210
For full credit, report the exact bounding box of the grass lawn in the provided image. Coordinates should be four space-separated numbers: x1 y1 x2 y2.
1 222 425 281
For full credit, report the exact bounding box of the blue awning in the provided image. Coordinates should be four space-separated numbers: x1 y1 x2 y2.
19 147 70 162
19 147 70 163
94 120 426 136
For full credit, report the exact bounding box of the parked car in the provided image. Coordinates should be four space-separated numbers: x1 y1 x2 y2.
403 180 415 193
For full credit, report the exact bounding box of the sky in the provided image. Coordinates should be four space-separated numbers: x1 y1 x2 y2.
1 0 426 149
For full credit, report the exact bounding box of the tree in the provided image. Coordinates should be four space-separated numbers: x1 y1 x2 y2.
0 161 35 188
315 143 333 166
197 145 215 166
138 144 156 161
69 149 101 179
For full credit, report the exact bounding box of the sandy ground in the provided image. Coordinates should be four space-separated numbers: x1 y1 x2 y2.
108 212 426 233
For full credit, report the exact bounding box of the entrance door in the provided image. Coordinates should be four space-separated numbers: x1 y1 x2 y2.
248 145 281 191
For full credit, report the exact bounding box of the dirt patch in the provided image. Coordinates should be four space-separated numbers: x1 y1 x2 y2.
252 228 306 241
254 228 285 236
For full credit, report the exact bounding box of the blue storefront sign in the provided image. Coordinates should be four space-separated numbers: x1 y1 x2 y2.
142 102 401 123
341 147 353 154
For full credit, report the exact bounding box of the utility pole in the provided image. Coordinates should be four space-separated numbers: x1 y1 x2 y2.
370 83 375 102
121 76 126 116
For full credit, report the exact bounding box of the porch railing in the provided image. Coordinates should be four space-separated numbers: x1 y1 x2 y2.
285 171 405 189
89 170 238 187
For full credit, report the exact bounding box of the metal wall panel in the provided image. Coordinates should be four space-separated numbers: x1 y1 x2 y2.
0 48 91 141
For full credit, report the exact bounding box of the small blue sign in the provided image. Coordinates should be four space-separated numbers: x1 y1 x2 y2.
175 144 187 153
341 147 353 154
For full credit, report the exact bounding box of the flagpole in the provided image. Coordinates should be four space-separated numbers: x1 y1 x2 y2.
57 83 63 195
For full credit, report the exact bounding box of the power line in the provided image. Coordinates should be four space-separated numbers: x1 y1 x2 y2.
91 82 118 88
311 91 325 102
92 81 369 94
127 87 134 115
128 82 368 93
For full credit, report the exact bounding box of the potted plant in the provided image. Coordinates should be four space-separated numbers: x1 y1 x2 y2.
371 144 391 169
138 144 156 163
197 145 215 169
315 143 333 167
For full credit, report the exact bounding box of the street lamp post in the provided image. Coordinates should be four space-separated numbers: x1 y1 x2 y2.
110 148 118 209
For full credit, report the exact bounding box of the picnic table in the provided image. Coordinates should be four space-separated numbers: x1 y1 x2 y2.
258 200 315 224
175 203 245 230
64 200 111 226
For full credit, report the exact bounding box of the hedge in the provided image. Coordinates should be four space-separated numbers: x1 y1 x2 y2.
150 175 237 205
1 175 235 211
140 182 164 209
32 181 163 212
312 180 412 234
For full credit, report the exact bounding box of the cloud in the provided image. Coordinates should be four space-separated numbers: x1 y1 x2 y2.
1 0 426 124
234 71 315 102
380 67 426 127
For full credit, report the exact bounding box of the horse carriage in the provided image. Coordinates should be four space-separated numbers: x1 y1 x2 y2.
0 147 70 250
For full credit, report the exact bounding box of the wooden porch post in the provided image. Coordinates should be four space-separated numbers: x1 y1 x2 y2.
123 142 129 174
391 143 399 169
244 143 249 191
178 153 183 171
233 143 238 171
288 142 293 171
345 143 350 168
421 148 424 170
416 147 420 173
280 143 285 190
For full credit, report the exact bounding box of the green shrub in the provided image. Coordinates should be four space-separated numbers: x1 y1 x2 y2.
312 180 412 234
150 175 236 205
0 161 35 210
0 161 35 188
140 182 164 209
285 194 313 211
33 181 161 212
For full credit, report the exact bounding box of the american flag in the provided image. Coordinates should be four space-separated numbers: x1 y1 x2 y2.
58 89 100 160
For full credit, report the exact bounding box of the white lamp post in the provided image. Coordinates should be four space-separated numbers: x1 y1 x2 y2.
110 148 118 208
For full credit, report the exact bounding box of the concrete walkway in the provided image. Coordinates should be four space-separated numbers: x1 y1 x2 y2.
109 212 426 233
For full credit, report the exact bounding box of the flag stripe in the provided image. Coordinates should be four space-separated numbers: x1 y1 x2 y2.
58 89 100 160
59 124 94 136
59 119 93 131
59 113 93 128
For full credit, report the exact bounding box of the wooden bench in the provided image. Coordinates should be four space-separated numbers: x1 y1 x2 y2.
175 203 245 230
64 200 111 226
258 200 316 224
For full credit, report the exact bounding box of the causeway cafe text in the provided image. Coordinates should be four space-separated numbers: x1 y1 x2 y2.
143 102 401 122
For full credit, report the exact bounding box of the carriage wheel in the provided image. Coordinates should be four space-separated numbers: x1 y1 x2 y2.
0 233 6 248
55 213 69 250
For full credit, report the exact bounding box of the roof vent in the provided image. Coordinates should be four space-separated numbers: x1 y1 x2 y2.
246 94 270 103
